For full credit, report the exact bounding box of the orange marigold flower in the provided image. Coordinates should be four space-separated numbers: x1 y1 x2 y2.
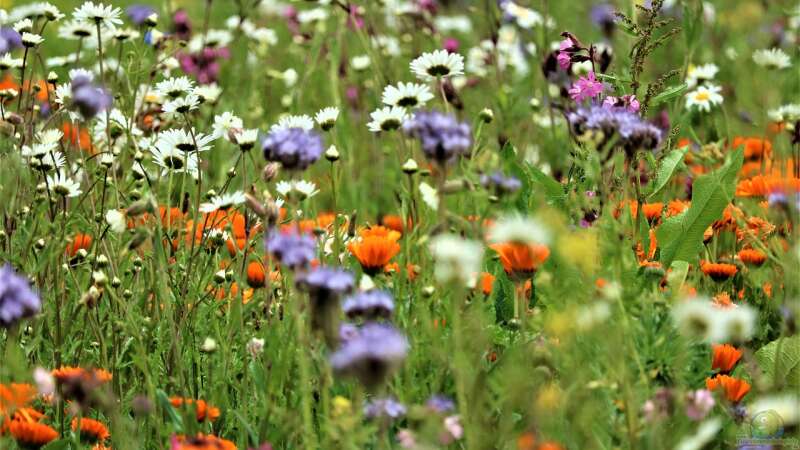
8 420 58 448
711 344 742 374
641 202 664 222
66 233 93 257
158 206 185 229
666 200 690 217
317 212 338 230
705 375 750 403
169 398 220 422
711 292 734 309
731 137 772 161
246 261 266 288
700 262 737 282
713 204 743 231
762 282 773 298
51 367 112 384
736 217 775 242
538 443 566 450
517 432 536 450
61 123 94 153
0 383 37 413
480 272 496 295
736 175 800 197
171 433 236 450
348 236 401 275
72 417 110 442
359 225 401 242
380 215 411 234
737 248 767 267
490 242 550 280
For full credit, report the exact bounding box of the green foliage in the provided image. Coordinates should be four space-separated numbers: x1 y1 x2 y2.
754 336 800 388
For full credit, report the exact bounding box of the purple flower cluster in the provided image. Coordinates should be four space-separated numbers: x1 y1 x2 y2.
126 4 156 25
178 47 230 85
426 395 456 413
568 105 662 154
71 75 112 120
364 397 407 420
403 110 471 165
0 264 41 328
265 229 316 268
330 322 408 389
480 171 522 195
342 290 395 320
297 266 354 346
262 128 324 171
0 28 22 54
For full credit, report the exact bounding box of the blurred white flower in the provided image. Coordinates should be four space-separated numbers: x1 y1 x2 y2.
105 209 126 233
752 48 791 69
488 215 550 245
429 234 484 286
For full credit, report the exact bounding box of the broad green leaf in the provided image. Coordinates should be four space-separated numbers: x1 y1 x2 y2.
754 336 800 388
657 149 743 267
156 389 184 432
493 267 514 324
648 147 688 198
666 260 690 293
524 164 566 204
651 83 688 106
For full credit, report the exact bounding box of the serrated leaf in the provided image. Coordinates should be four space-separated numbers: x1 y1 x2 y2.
754 336 800 388
648 147 688 198
493 270 514 324
651 83 688 106
524 164 566 204
657 149 743 267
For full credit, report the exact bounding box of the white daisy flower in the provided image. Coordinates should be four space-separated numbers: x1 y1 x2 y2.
410 49 465 81
675 418 721 450
752 48 792 69
58 20 94 39
685 84 723 112
53 84 72 105
275 180 319 200
199 191 247 213
150 144 200 177
671 299 728 343
13 19 34 33
768 104 800 123
435 16 472 33
47 172 82 197
248 28 278 45
22 141 58 158
297 8 328 24
105 209 126 233
748 394 800 427
429 234 484 286
281 68 298 87
419 182 439 211
372 35 401 57
21 32 44 47
382 82 434 108
233 129 259 151
270 114 314 133
188 29 232 52
9 2 64 22
488 215 551 245
69 68 95 82
72 1 123 28
213 112 244 141
155 128 216 154
31 151 66 172
193 84 222 104
351 55 371 71
501 1 543 29
0 53 23 70
112 27 139 41
37 129 64 146
154 76 195 99
685 63 718 88
367 106 409 132
315 107 340 131
162 93 200 115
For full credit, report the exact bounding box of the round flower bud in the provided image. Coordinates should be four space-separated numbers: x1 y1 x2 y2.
95 254 109 268
402 158 419 175
214 270 226 284
479 108 494 123
47 71 58 83
34 238 46 250
325 145 340 162
200 337 217 353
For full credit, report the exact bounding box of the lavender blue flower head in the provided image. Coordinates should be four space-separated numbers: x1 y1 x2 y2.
0 28 22 54
364 397 407 420
265 229 316 268
0 264 41 328
71 75 112 120
590 4 617 37
262 128 324 171
297 266 354 346
403 110 471 165
480 171 522 195
126 5 156 25
342 290 395 321
426 395 456 413
330 322 408 389
568 105 662 155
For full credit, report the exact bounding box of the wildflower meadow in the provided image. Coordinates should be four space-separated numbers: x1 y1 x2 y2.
0 0 799 449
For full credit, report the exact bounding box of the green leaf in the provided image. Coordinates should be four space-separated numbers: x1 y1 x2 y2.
666 260 690 293
648 147 688 198
156 389 184 432
493 269 514 324
657 149 743 267
524 164 566 205
754 336 800 388
651 83 688 106
42 440 73 450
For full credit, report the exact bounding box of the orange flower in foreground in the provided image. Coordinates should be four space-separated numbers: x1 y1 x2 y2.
731 137 772 161
711 344 742 374
711 292 734 309
706 375 750 402
246 261 266 288
0 383 37 413
51 367 112 384
72 417 110 442
359 225 402 242
8 420 58 448
517 432 536 450
66 233 93 257
737 248 767 267
538 443 566 450
61 122 94 153
490 242 550 280
700 262 737 282
736 175 800 197
172 433 236 450
480 272 496 295
348 236 401 275
170 398 220 422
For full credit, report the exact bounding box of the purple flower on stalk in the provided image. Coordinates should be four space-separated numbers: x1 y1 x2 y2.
178 47 230 85
265 229 316 268
402 110 471 165
480 171 522 195
568 71 604 102
603 94 640 113
364 397 407 420
0 264 41 328
568 105 662 153
297 267 354 345
330 322 408 389
342 290 395 320
262 128 324 171
590 4 617 37
71 75 112 120
426 395 455 413
0 28 22 54
126 5 155 25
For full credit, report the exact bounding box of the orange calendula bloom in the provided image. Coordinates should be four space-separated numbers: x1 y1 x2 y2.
359 225 402 242
169 398 220 422
72 417 110 442
380 215 411 234
737 248 767 267
711 292 734 309
700 262 737 282
61 122 94 153
0 383 37 414
8 420 59 448
246 261 266 288
736 175 800 197
51 367 112 384
490 242 550 280
731 136 772 160
171 433 236 450
348 235 401 275
711 344 742 374
480 272 496 295
66 233 93 257
706 375 750 403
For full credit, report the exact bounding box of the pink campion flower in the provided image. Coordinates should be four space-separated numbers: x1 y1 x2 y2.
685 389 715 421
603 94 640 113
348 4 364 29
557 37 574 69
568 71 604 102
179 47 230 84
443 37 460 53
